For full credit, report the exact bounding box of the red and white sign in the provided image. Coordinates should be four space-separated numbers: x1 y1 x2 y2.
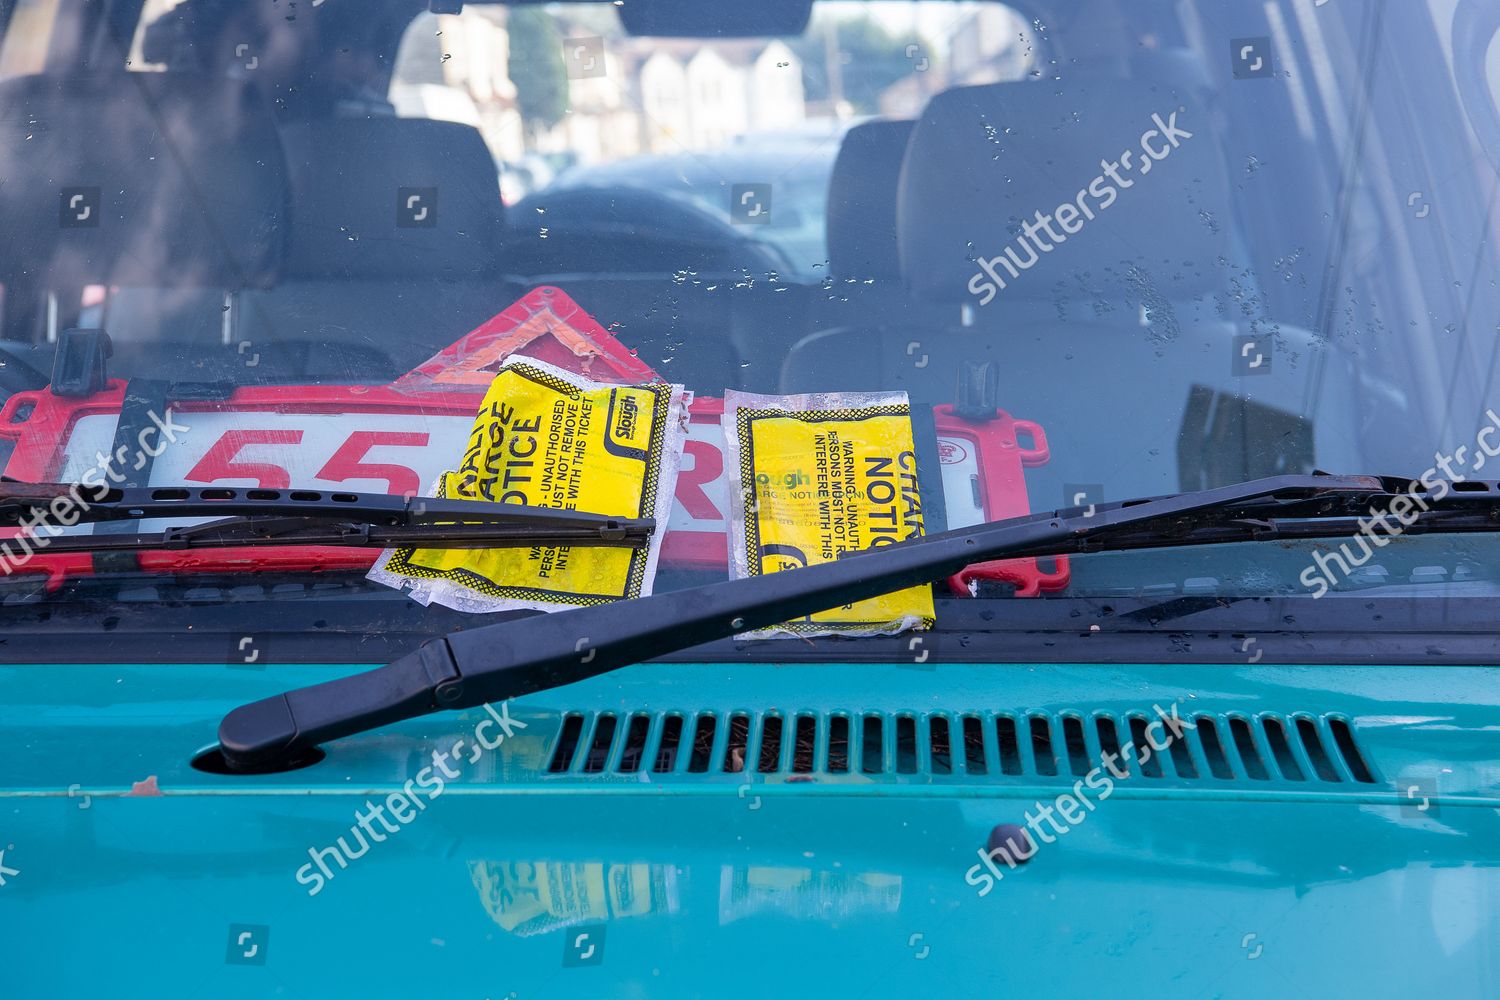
0 287 1068 592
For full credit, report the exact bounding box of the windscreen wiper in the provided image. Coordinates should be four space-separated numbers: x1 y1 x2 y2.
216 472 1496 770
0 482 653 553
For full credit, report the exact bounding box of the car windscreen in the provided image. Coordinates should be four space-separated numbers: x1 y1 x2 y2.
0 0 1498 657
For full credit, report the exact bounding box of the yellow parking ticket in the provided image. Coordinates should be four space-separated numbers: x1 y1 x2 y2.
369 356 689 613
468 860 680 937
722 389 936 637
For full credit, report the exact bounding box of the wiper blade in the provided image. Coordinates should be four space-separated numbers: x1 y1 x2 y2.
0 483 653 554
215 472 1486 770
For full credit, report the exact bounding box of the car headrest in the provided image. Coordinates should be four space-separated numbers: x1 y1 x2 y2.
826 119 914 280
1131 48 1214 104
898 78 1231 304
278 117 505 280
0 73 287 289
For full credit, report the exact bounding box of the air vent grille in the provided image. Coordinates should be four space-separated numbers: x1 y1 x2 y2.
544 709 1379 785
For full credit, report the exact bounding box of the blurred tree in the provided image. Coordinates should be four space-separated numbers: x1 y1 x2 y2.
507 8 568 142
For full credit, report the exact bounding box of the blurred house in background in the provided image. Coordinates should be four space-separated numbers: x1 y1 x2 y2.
390 8 805 185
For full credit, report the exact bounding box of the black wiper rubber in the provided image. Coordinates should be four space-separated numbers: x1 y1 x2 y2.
219 472 1483 770
0 483 653 552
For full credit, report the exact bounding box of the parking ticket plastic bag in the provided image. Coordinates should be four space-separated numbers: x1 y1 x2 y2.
369 356 689 613
722 389 936 638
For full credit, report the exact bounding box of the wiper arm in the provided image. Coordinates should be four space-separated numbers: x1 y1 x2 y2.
214 472 1480 770
0 483 653 554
